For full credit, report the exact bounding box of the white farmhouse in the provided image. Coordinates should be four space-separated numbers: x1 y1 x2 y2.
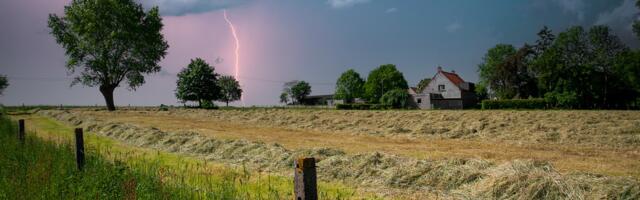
409 67 477 109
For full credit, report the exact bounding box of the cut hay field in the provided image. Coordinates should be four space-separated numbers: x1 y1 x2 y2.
23 108 640 199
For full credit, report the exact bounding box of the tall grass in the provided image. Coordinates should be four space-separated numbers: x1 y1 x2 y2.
0 110 358 199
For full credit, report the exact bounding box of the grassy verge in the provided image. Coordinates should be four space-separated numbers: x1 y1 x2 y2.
1 111 368 199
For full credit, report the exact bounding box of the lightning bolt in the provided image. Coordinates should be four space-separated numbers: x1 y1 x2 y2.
223 9 244 106
223 10 240 79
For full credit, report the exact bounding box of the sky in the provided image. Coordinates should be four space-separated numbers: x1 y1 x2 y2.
0 0 639 106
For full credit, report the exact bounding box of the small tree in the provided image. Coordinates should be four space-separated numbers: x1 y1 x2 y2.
48 0 168 111
175 58 220 107
0 75 8 95
364 64 408 103
416 78 431 93
380 89 409 109
290 81 311 104
280 92 289 105
218 75 242 106
334 69 364 103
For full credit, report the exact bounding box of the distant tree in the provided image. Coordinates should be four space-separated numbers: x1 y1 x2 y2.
533 26 555 57
635 0 640 39
279 92 289 105
282 80 298 104
478 44 517 99
588 25 628 107
290 81 311 104
475 81 489 101
175 58 220 108
534 26 628 108
499 44 538 98
416 78 431 93
364 64 408 103
48 0 168 111
0 75 8 96
614 50 640 108
217 75 242 106
380 89 409 109
334 69 364 103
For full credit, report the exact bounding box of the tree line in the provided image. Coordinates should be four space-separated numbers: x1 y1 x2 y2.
282 64 411 108
477 23 640 109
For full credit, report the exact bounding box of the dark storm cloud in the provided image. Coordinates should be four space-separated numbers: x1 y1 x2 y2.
138 0 251 16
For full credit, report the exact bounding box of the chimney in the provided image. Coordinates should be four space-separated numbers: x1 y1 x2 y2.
437 66 442 72
451 70 456 74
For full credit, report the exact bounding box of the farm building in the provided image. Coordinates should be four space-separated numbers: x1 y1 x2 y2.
409 67 477 109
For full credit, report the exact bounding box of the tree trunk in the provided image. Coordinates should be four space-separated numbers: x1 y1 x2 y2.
226 101 229 107
99 85 116 111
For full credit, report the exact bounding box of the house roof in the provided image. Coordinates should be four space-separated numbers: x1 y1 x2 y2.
440 71 465 86
423 66 470 91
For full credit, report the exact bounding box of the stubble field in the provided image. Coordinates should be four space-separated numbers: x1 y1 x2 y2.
30 108 640 199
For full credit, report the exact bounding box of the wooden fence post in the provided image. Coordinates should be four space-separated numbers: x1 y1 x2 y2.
294 157 317 200
75 128 85 171
18 119 25 143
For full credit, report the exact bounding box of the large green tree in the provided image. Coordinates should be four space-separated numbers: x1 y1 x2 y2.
0 75 8 96
48 0 168 111
334 69 364 103
477 44 517 99
290 81 312 104
364 64 408 103
217 75 242 106
534 26 628 108
175 58 220 107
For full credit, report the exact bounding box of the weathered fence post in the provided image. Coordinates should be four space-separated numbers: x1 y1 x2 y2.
294 157 317 200
74 128 85 171
18 119 25 143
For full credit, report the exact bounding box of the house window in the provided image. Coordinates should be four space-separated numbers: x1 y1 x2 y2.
417 98 422 104
438 85 445 91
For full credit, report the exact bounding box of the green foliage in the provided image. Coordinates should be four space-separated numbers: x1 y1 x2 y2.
544 91 578 109
279 92 289 105
335 103 390 110
635 0 640 40
475 81 489 101
416 78 431 93
380 89 409 109
481 99 547 109
478 44 518 99
175 58 221 108
334 69 364 103
218 75 242 106
0 74 8 95
201 100 219 110
48 0 168 111
534 26 628 108
364 64 408 103
290 81 312 104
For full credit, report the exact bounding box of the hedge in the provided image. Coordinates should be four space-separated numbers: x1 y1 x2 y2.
481 99 547 109
336 103 391 110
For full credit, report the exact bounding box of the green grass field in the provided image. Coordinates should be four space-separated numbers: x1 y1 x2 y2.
0 107 365 199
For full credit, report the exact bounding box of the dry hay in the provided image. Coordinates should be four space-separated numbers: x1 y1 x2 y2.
92 108 640 148
38 110 640 199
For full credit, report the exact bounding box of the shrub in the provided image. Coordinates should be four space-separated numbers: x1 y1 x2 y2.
481 99 547 109
201 101 219 110
336 103 390 110
544 91 578 109
380 89 409 109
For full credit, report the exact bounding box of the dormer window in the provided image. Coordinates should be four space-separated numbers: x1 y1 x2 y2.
438 85 445 92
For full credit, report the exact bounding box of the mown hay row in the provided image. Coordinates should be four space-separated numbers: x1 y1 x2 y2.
38 110 640 199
